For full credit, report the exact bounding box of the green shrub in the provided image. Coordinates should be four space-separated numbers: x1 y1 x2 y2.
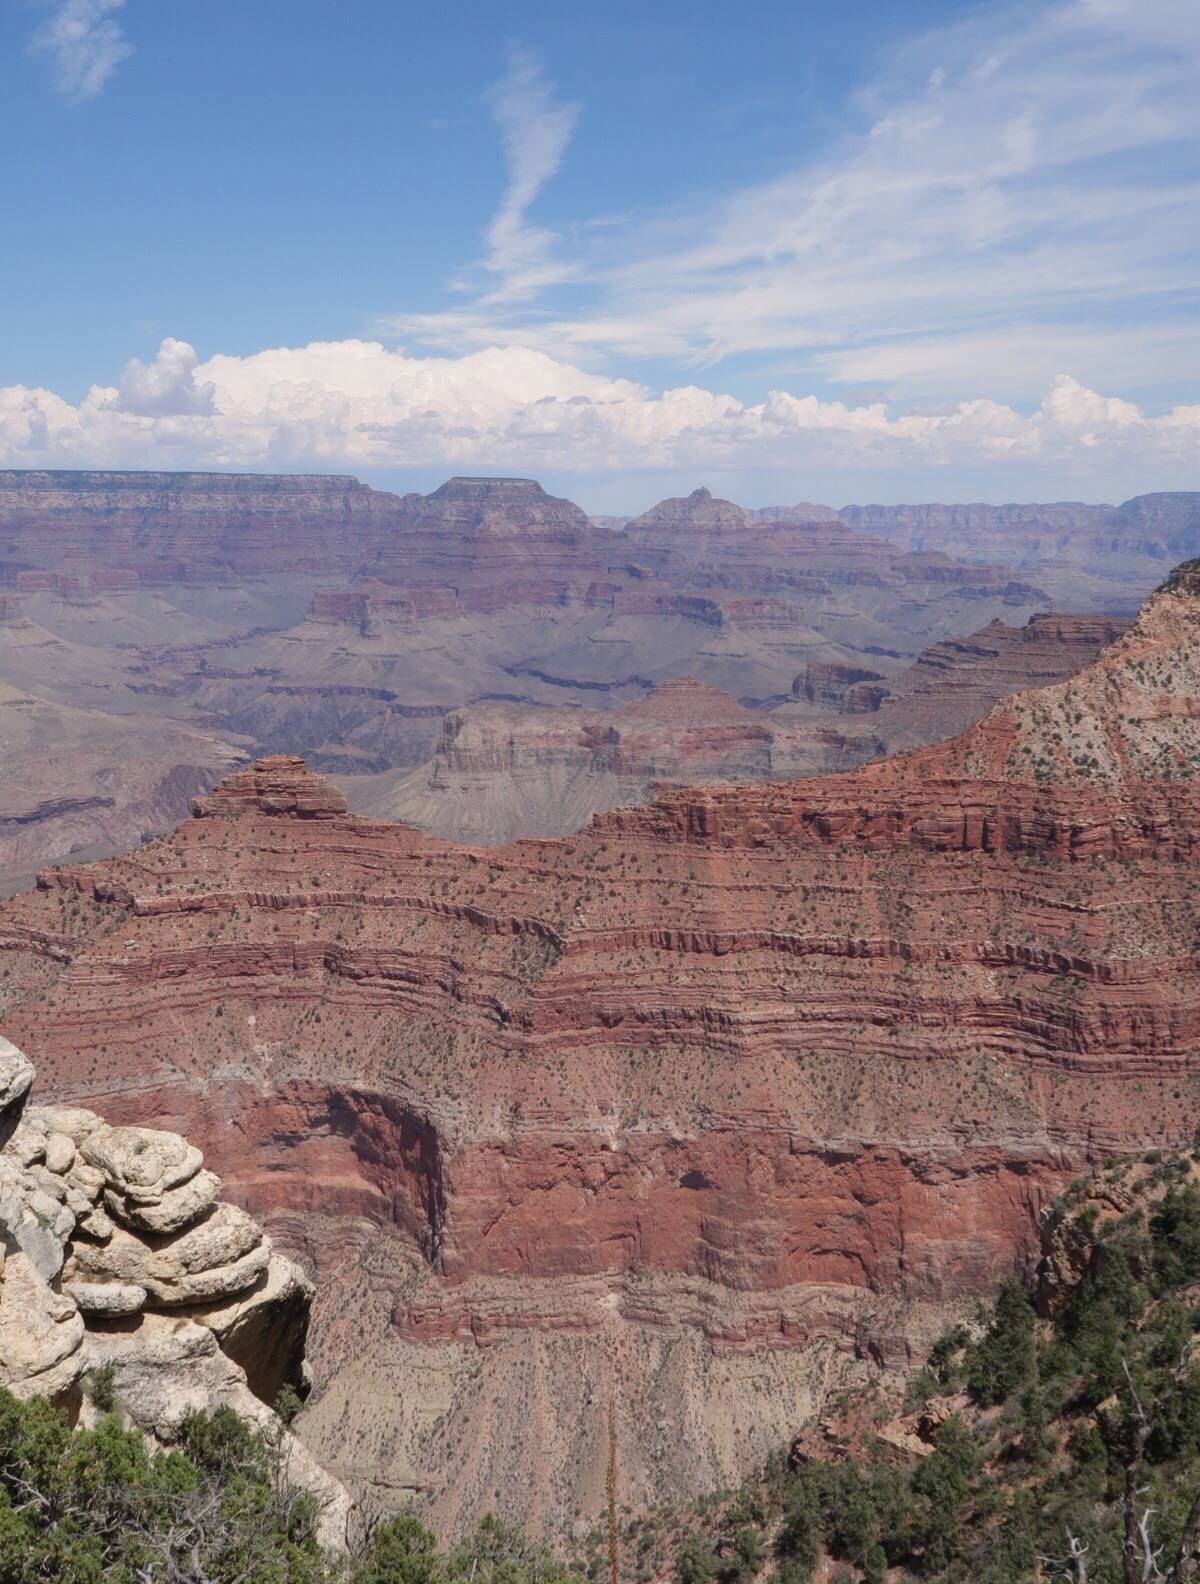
964 1278 1036 1406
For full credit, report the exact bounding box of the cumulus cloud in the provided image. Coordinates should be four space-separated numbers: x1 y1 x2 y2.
477 46 580 301
386 0 1200 410
1 337 1198 496
29 0 132 101
113 338 217 417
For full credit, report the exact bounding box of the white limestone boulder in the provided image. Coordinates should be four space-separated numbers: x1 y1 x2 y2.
83 1124 204 1202
67 1202 270 1305
0 1038 34 1147
65 1278 147 1317
26 1104 103 1147
0 1250 85 1399
106 1167 221 1235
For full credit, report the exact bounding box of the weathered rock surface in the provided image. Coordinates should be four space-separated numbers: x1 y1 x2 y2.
0 1040 347 1544
68 1203 271 1305
66 1277 148 1316
0 1250 86 1398
0 1036 34 1144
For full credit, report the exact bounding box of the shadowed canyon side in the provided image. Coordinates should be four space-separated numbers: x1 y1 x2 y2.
0 564 1196 1534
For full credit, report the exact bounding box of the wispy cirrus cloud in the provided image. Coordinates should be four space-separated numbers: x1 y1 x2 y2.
386 0 1200 411
473 45 580 302
29 0 132 101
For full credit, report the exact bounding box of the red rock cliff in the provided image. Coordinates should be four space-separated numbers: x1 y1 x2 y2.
0 573 1196 1355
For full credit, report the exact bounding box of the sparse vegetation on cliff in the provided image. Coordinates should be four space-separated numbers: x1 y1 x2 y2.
1155 559 1200 596
638 1147 1200 1584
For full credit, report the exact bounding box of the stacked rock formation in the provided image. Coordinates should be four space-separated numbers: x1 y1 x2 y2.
0 1034 348 1544
190 753 348 820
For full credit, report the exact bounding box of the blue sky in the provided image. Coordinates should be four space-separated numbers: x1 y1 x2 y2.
1 0 1197 509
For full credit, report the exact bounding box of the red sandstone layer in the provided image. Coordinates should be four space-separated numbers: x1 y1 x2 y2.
0 575 1193 1362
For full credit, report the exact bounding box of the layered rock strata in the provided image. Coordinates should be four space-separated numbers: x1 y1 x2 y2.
0 567 1196 1535
5 576 1199 1298
344 612 1132 842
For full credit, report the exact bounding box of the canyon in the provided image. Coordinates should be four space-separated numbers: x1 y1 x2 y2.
0 558 1195 1538
350 613 1130 843
1 468 1195 884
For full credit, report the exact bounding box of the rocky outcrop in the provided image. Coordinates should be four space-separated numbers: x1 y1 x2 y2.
0 1049 303 1388
191 753 349 820
1029 1145 1200 1319
0 1040 347 1543
0 1038 33 1145
79 1312 348 1550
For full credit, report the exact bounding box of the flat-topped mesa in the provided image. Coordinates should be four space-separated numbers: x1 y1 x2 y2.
619 673 761 723
360 475 607 603
0 469 414 583
413 476 592 537
191 755 348 820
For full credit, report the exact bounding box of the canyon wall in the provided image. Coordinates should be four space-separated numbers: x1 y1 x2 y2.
0 565 1194 1533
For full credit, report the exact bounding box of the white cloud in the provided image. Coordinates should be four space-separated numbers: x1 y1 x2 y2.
29 0 132 101
475 46 580 302
384 0 1200 409
1 337 1198 497
113 338 216 417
